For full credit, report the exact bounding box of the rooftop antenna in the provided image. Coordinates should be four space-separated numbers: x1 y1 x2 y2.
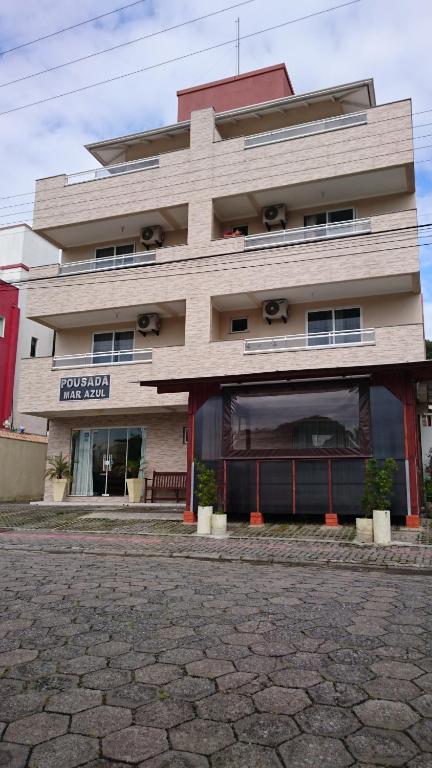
235 17 240 75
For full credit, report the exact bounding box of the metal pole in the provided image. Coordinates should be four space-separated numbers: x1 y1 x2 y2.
236 17 240 75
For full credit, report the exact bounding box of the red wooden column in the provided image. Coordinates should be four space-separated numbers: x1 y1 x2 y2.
250 460 264 526
183 389 196 524
404 380 421 528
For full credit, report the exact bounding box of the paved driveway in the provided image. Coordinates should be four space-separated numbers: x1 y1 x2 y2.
0 550 431 767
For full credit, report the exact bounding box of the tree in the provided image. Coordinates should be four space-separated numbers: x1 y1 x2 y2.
426 340 432 360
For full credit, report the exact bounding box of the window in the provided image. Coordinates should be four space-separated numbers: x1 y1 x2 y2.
422 414 432 427
227 383 369 456
92 331 134 364
30 337 38 357
0 316 4 337
304 208 354 228
307 308 361 346
231 317 248 333
95 243 135 260
182 426 188 444
223 225 248 238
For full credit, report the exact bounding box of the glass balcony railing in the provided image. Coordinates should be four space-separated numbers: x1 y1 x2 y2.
244 218 371 251
244 111 367 149
59 250 156 276
244 328 376 354
52 348 153 369
65 156 159 185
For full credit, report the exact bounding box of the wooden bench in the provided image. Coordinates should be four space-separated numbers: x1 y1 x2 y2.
144 471 187 503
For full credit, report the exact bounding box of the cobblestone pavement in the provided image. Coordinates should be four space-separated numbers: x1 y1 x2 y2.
0 528 432 573
0 550 431 767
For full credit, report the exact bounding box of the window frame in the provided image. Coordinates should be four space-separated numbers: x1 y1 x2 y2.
305 306 362 346
91 329 135 364
94 242 136 260
0 316 5 338
303 207 356 228
230 317 249 334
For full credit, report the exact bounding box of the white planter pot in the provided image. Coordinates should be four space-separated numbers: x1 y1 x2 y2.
212 513 227 537
197 506 213 535
373 509 391 545
126 478 144 503
52 478 68 502
356 517 373 544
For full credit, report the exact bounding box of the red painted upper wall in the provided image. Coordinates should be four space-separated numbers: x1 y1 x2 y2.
0 280 20 426
177 64 294 122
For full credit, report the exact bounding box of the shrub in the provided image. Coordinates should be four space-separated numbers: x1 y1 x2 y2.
362 458 397 515
45 452 71 480
195 461 218 508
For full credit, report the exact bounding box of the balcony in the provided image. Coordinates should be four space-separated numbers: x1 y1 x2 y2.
59 250 156 277
244 111 367 149
244 328 376 354
66 156 159 185
244 218 371 251
52 348 152 370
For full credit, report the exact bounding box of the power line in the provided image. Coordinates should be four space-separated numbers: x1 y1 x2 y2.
13 136 432 225
0 0 149 57
1 103 432 204
1 222 429 294
0 0 362 117
0 0 256 90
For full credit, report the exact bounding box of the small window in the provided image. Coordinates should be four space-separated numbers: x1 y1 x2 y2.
231 318 248 333
304 208 354 227
182 426 188 445
223 225 248 238
95 243 135 260
0 316 4 337
30 337 38 357
307 307 361 346
422 414 432 427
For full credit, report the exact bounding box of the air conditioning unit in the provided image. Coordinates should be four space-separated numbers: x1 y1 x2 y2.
136 313 161 335
140 225 164 248
262 204 287 230
262 299 289 324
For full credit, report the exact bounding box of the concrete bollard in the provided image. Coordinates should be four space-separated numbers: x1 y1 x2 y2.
373 509 391 545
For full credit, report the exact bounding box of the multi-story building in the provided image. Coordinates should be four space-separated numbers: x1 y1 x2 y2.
0 224 59 434
0 279 20 428
20 63 429 525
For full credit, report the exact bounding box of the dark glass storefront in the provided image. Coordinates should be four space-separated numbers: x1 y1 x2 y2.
193 381 407 519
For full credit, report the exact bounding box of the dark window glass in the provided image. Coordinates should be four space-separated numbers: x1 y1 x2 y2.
195 396 223 461
227 461 256 519
260 461 293 515
332 459 365 516
92 332 113 364
231 318 248 333
328 208 354 223
92 331 134 364
369 386 405 459
304 213 326 227
115 243 135 256
296 460 328 514
30 337 38 357
229 386 362 454
95 246 115 260
334 308 361 344
307 310 333 346
113 331 133 363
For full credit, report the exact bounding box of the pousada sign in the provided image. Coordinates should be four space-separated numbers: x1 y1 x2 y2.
59 375 110 401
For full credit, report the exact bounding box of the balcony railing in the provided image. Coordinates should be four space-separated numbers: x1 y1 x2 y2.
244 328 376 354
52 348 153 370
65 156 160 185
59 250 156 276
244 111 367 149
244 218 371 251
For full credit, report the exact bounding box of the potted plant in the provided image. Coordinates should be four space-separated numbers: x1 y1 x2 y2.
373 458 397 545
195 461 218 535
212 497 228 538
45 452 71 502
125 458 145 503
358 458 377 543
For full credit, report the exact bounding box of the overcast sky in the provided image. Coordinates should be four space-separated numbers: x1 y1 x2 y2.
1 0 431 330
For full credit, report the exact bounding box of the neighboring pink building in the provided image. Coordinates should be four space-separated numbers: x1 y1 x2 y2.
0 280 20 427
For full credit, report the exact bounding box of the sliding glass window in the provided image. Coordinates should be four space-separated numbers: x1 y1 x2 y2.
307 308 361 346
92 331 134 364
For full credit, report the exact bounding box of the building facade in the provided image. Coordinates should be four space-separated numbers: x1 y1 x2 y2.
20 64 426 524
0 224 59 434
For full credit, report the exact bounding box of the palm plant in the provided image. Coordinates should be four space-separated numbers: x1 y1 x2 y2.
45 453 71 480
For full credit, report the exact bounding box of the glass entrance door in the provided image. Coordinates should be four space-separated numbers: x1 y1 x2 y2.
71 427 146 496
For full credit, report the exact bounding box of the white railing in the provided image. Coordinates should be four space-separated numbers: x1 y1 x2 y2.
244 111 367 149
244 328 376 354
59 250 156 276
66 156 160 185
52 348 153 369
244 218 371 251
